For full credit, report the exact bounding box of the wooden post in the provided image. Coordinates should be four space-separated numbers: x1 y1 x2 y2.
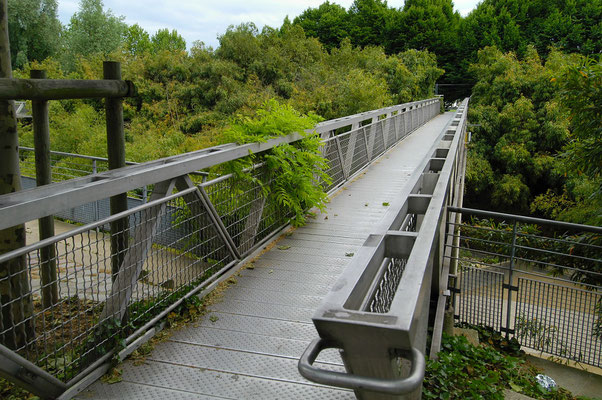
104 61 128 280
31 69 58 307
0 0 34 349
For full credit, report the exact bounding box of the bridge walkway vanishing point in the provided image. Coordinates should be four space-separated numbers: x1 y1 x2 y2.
78 111 456 399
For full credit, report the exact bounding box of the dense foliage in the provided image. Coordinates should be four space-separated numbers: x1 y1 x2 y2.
466 46 601 226
424 334 584 399
293 0 601 95
8 0 601 225
14 23 441 164
219 99 330 226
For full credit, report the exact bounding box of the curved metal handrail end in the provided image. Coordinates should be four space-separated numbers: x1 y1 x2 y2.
298 338 425 395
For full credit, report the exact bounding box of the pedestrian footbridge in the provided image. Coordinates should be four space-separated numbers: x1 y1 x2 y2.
0 98 469 399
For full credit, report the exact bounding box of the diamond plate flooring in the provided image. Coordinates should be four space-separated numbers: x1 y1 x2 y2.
79 112 454 399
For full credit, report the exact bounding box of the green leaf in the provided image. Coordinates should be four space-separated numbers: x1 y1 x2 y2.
509 382 522 393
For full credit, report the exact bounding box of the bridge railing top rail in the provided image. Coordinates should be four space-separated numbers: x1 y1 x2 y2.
1 98 439 231
314 99 436 135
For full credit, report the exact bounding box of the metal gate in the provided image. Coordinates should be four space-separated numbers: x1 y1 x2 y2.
447 207 602 368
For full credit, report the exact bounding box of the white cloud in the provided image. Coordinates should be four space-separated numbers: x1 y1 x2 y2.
57 0 480 49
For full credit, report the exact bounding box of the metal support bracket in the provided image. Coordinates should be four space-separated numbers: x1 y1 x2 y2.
177 176 242 261
502 283 519 291
335 136 349 181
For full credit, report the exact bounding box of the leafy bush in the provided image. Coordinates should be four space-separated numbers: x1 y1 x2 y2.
424 334 577 399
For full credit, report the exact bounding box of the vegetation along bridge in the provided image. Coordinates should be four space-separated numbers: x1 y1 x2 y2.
1 67 600 400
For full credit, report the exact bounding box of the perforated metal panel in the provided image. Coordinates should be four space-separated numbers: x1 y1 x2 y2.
368 257 408 313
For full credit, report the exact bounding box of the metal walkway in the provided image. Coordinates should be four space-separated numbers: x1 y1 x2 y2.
78 112 455 399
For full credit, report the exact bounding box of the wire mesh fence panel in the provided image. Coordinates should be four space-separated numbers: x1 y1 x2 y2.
0 190 235 384
455 265 505 331
396 113 405 140
367 258 408 314
448 207 602 368
321 138 345 192
349 128 370 177
386 117 397 148
372 121 386 158
256 181 296 249
203 168 265 256
514 278 602 367
336 132 352 179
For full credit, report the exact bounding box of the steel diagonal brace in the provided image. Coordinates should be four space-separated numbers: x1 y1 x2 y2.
175 175 241 261
100 178 177 321
99 175 241 323
239 191 267 256
0 344 67 399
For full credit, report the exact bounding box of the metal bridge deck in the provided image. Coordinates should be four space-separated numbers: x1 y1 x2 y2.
79 112 455 399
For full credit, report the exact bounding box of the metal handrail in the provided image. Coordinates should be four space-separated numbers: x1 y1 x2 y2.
299 339 425 395
0 186 197 264
0 344 67 399
448 206 602 234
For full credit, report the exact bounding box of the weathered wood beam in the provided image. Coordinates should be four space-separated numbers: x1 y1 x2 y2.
0 0 34 349
0 78 135 100
104 62 129 280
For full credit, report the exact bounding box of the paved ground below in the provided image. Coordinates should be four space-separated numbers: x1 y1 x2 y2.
526 355 602 399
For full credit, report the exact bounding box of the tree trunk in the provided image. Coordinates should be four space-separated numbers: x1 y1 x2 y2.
0 0 34 349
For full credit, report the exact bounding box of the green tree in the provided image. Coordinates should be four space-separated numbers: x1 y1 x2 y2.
63 0 126 68
7 0 62 69
457 0 602 86
557 57 602 187
151 28 186 52
552 56 602 225
466 46 570 213
124 23 152 56
293 1 350 51
347 0 392 48
388 0 460 80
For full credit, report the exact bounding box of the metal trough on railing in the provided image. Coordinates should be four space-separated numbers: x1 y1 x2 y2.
299 100 469 400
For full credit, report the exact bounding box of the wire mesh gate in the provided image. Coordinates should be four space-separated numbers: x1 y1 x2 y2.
447 207 602 368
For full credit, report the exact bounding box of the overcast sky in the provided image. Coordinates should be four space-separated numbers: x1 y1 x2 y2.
57 0 481 49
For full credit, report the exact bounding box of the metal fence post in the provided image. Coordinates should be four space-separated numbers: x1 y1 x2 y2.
504 220 518 338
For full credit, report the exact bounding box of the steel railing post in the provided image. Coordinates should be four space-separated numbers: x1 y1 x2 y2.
505 220 518 338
